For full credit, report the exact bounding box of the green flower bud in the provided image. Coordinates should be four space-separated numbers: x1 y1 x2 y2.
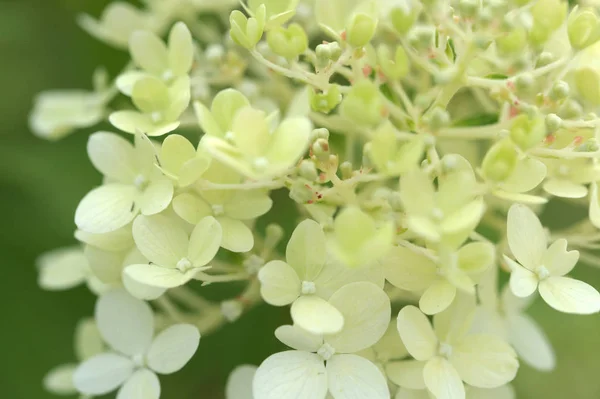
390 3 420 35
510 114 547 151
340 161 353 179
229 6 266 49
458 0 479 18
515 73 534 92
266 23 308 59
346 13 378 48
409 25 436 51
574 66 600 104
545 113 562 132
481 139 518 182
528 24 551 47
495 28 527 54
248 0 299 29
549 80 570 101
264 223 285 251
298 159 318 181
424 107 450 132
311 127 330 141
312 138 330 162
377 45 409 79
531 0 567 33
340 80 384 127
536 52 555 67
568 6 600 50
309 85 342 114
559 99 584 118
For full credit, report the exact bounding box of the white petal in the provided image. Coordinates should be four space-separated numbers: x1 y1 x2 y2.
187 216 222 266
75 184 138 234
507 314 555 371
326 282 391 353
73 354 134 395
85 245 123 284
123 270 166 300
224 190 273 220
327 354 390 399
419 280 457 315
125 264 200 288
129 31 168 74
257 260 301 306
397 306 438 361
292 295 345 335
116 369 160 399
75 318 105 361
451 335 519 388
168 22 194 76
75 225 134 252
44 364 77 395
538 276 600 314
132 214 187 267
139 180 174 216
386 360 426 390
218 216 254 253
226 365 257 399
37 247 87 290
314 259 385 300
286 219 326 280
275 324 323 352
506 204 546 270
172 192 213 224
95 290 154 356
423 357 465 399
500 158 546 193
541 239 579 277
116 71 148 96
508 261 538 298
543 179 588 198
87 132 137 182
147 324 200 374
382 246 438 291
253 351 327 399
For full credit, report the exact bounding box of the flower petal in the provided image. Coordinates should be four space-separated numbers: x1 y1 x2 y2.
187 216 222 266
382 246 438 291
139 180 174 216
73 353 134 395
541 239 579 277
423 357 465 399
224 190 273 220
327 354 390 399
314 260 385 300
508 259 538 298
265 117 312 170
133 215 187 267
326 282 391 353
507 313 555 371
397 306 438 361
218 216 254 253
543 179 588 198
275 324 323 352
125 264 200 288
291 295 345 335
168 22 194 76
172 192 213 224
37 247 87 291
87 132 137 182
253 351 327 399
75 318 105 361
116 369 160 399
507 204 546 270
130 31 168 74
538 276 600 314
147 324 200 374
226 365 257 399
386 360 426 390
286 219 326 280
75 184 138 234
44 364 77 395
394 388 430 399
420 280 457 315
122 269 166 300
258 260 301 306
95 290 154 355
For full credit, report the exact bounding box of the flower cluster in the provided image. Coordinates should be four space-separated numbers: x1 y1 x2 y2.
31 0 600 398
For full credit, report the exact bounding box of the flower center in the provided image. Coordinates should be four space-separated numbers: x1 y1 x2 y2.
150 111 163 123
439 342 453 358
131 353 145 368
431 207 444 221
134 174 149 190
253 157 269 172
162 69 174 81
317 343 336 361
301 281 316 295
212 204 225 216
176 257 193 273
536 265 550 280
221 300 243 322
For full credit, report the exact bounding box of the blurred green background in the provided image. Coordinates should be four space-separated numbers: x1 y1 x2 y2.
0 0 599 398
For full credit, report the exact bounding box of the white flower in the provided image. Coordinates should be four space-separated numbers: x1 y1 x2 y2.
124 214 222 288
158 134 211 188
505 204 600 314
253 282 392 399
75 132 173 234
258 219 385 334
392 302 519 399
29 90 106 141
73 290 200 398
226 365 257 399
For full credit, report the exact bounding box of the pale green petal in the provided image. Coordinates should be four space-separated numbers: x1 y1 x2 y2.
179 156 211 187
130 30 168 74
139 180 173 215
291 295 345 335
122 270 166 300
226 365 257 399
73 354 134 395
507 313 555 371
265 117 312 167
194 100 223 137
400 170 435 215
406 216 441 242
168 22 194 76
541 239 579 277
87 132 137 182
37 247 87 290
224 190 273 220
373 321 409 361
396 306 437 361
115 369 160 399
507 204 546 270
458 242 495 275
420 280 457 315
538 276 600 314
116 71 148 96
508 260 538 298
146 324 200 374
257 260 301 306
286 219 326 280
274 324 323 352
124 264 200 288
164 75 191 121
109 110 180 136
500 158 546 193
75 225 134 252
326 354 390 399
423 357 465 399
211 89 251 133
440 198 485 235
160 134 196 177
132 77 170 113
326 282 391 353
543 179 588 198
451 335 518 388
172 193 213 224
75 318 105 360
75 184 138 234
44 364 77 395
188 216 222 265
231 107 271 158
314 259 385 300
492 190 548 205
386 360 426 390
383 246 438 291
218 216 254 253
84 245 123 284
132 214 187 266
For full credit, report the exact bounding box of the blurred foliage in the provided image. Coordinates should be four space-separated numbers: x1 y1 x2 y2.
0 1 598 398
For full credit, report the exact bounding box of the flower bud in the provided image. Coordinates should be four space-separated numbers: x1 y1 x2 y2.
309 85 342 114
559 99 584 118
229 6 266 49
515 73 535 93
424 107 450 132
458 0 479 18
495 28 527 54
340 80 384 126
266 23 308 59
264 223 285 252
568 6 600 50
510 114 547 151
312 138 330 162
346 13 378 48
531 0 567 33
377 45 409 79
537 52 555 67
549 80 570 101
390 2 420 35
481 139 518 182
408 25 436 51
340 161 353 179
298 160 318 181
574 66 600 105
545 113 562 132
